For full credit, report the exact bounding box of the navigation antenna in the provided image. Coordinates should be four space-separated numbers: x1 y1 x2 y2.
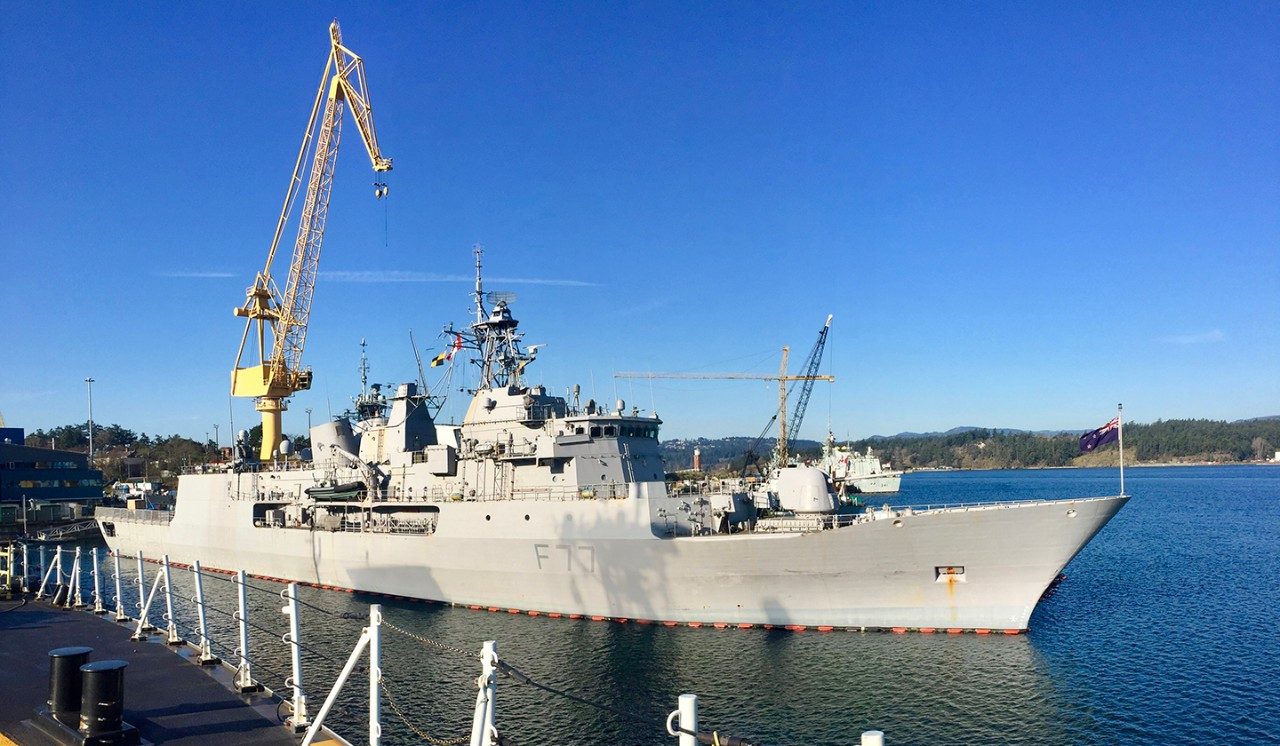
409 329 428 394
358 338 370 395
473 244 487 324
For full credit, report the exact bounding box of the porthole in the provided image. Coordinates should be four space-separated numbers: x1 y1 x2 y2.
485 515 491 521
524 514 530 521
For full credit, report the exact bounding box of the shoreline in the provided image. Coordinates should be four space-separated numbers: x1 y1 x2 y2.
906 461 1280 474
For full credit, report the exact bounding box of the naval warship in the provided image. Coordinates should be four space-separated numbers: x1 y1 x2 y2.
820 433 903 497
97 253 1127 632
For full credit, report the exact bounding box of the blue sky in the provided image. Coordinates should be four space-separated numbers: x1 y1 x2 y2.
1 2 1276 442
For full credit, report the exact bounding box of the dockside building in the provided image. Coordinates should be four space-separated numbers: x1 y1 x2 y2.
0 427 104 528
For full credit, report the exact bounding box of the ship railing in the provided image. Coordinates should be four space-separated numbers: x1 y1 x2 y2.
335 517 437 535
95 506 175 525
865 495 1121 515
11 543 891 745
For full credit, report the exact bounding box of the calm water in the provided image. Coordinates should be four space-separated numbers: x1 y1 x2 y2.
60 466 1279 744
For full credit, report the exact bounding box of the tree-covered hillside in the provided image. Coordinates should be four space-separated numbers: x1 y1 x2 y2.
662 418 1280 472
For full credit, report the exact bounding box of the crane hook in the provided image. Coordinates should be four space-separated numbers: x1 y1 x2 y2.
373 181 388 199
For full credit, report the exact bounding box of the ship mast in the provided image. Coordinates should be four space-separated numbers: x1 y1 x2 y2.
465 245 536 392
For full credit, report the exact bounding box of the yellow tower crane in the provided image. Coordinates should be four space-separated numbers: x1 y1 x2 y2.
232 20 392 460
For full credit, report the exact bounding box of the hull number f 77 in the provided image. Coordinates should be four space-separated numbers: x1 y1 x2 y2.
534 543 596 573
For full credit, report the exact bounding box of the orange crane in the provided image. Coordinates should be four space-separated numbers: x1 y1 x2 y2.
232 20 392 460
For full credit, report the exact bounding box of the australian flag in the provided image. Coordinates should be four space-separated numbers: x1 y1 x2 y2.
1079 417 1120 452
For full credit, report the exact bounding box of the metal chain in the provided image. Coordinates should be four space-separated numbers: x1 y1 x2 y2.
379 678 470 746
379 615 475 658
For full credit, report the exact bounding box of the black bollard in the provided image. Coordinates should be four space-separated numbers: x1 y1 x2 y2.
79 660 128 738
47 646 93 723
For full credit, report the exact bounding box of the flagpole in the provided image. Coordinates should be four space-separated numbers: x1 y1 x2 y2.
1117 403 1125 496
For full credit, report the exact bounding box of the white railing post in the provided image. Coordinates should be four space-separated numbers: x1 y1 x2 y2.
162 555 182 645
234 570 258 692
132 570 163 640
134 550 152 628
192 561 218 664
68 546 83 608
112 549 128 622
300 626 372 746
666 694 698 746
282 583 309 731
21 543 29 593
469 640 498 746
35 546 57 599
91 547 105 614
369 604 382 746
861 730 885 746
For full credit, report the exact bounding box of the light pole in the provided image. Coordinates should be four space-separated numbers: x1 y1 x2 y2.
85 377 96 464
213 424 220 448
305 408 313 433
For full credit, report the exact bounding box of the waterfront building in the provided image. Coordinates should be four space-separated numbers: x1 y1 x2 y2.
0 427 104 528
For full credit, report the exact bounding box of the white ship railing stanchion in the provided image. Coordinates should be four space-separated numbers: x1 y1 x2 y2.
300 604 378 746
132 567 164 641
68 546 83 608
39 545 48 595
112 549 128 622
861 730 885 745
134 550 150 626
191 561 218 664
233 570 258 692
20 543 29 593
161 555 182 645
36 546 60 600
469 640 498 746
282 582 309 731
369 604 382 746
91 547 106 614
666 693 698 746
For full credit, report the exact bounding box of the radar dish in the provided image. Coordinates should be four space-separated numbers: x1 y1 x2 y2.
487 291 517 305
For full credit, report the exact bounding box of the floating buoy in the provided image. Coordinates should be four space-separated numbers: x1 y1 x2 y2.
919 627 936 634
946 628 963 634
817 625 834 632
548 612 562 618
890 627 908 634
975 629 991 635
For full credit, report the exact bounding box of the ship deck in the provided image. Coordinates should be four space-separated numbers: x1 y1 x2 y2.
0 597 320 746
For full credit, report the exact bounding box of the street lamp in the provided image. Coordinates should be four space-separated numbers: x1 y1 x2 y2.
213 424 220 449
85 377 96 464
305 408 313 433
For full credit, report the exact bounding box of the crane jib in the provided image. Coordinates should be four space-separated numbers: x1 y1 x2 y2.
229 20 393 462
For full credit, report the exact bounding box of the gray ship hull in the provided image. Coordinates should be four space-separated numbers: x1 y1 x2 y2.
98 474 1126 631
